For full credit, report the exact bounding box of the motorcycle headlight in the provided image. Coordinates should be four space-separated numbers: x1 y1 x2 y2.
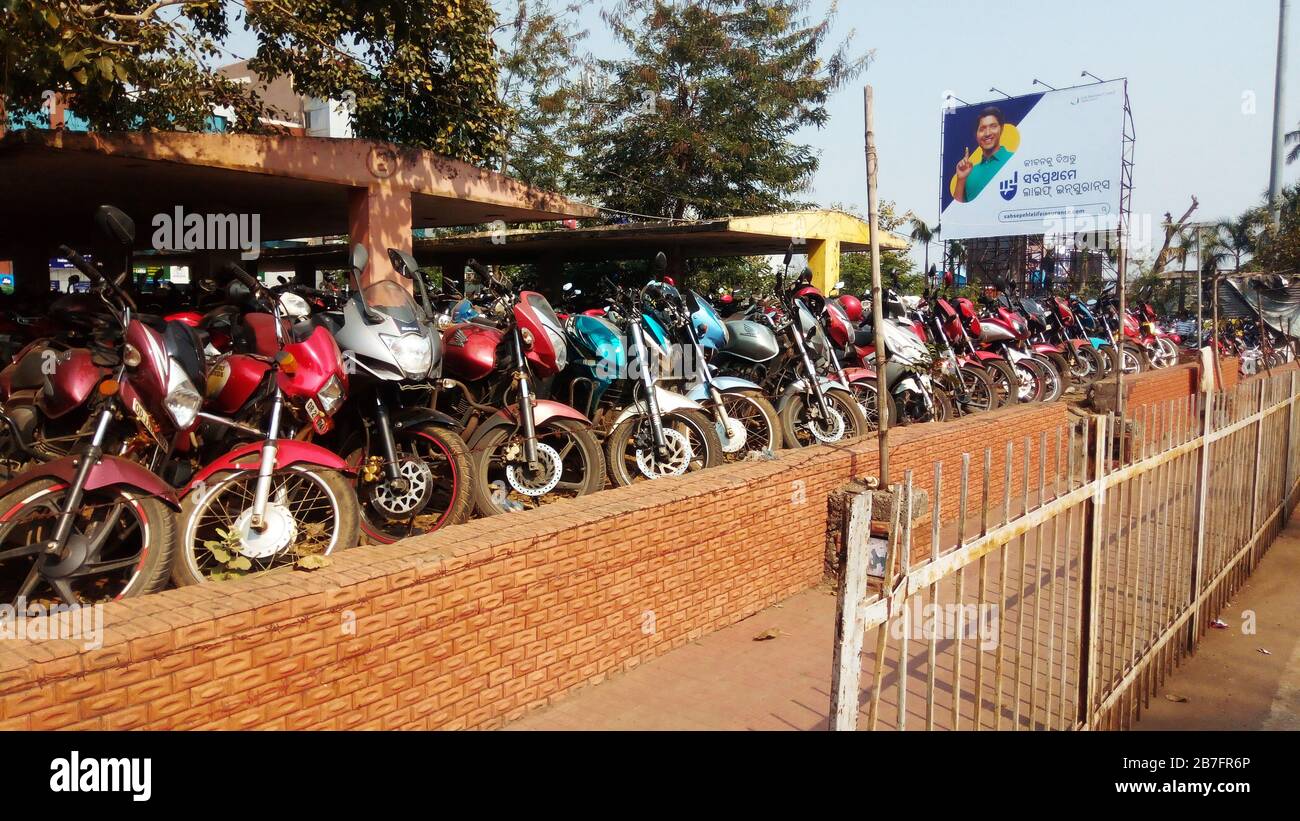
545 327 567 371
164 360 203 430
382 333 433 378
317 374 345 415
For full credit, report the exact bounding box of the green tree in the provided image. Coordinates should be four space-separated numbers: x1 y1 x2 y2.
2 0 508 164
832 201 918 295
569 0 870 219
1215 210 1265 272
1253 184 1300 273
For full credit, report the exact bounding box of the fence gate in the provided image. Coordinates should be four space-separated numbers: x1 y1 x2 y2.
830 370 1300 731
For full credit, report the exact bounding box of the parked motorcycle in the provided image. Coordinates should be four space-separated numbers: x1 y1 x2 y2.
436 261 606 515
312 248 472 543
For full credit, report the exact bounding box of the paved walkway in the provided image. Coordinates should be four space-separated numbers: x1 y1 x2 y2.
1135 522 1300 730
507 517 1300 731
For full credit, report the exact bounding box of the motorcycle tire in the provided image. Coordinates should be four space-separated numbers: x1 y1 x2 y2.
951 365 996 415
1042 351 1074 395
1069 344 1104 384
471 418 606 516
173 467 360 586
847 379 899 430
1098 344 1120 377
779 389 869 447
982 359 1020 408
605 409 722 487
0 479 174 605
1119 341 1148 374
713 389 781 461
348 423 473 545
1029 354 1064 402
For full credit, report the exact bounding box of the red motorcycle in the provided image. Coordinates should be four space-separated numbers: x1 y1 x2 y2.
435 261 605 516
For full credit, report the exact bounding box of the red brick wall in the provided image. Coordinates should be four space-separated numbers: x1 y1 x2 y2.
0 400 1071 731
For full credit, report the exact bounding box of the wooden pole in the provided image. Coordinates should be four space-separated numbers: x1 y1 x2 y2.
865 85 889 484
829 491 873 730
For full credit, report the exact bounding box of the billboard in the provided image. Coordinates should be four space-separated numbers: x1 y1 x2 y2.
939 80 1125 241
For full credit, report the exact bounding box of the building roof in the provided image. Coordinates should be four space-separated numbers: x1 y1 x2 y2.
0 128 599 255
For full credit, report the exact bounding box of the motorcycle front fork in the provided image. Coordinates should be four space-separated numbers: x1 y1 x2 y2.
631 323 669 458
789 327 832 419
47 406 115 550
511 329 541 470
249 389 284 530
692 339 735 434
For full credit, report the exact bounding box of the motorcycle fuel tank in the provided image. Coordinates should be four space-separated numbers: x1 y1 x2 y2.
205 354 269 415
441 322 503 383
38 348 104 419
721 320 779 363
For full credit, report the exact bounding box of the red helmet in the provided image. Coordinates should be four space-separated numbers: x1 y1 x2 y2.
836 294 863 323
719 293 734 305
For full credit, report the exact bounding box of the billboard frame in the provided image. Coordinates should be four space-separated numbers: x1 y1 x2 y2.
936 78 1133 296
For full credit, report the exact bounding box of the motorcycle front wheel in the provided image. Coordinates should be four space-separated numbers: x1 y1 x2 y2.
471 418 606 515
347 423 472 544
712 389 780 461
605 409 722 487
847 379 898 430
0 479 174 605
173 467 359 585
779 389 869 447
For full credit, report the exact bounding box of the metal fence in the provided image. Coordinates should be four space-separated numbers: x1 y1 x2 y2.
830 369 1300 731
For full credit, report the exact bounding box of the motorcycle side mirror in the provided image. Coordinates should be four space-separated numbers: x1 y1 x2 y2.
783 243 793 267
386 248 419 280
562 282 573 292
95 205 135 246
350 244 369 275
653 252 668 274
835 280 845 290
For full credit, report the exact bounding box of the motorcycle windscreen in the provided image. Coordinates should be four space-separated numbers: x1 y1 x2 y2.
363 281 422 328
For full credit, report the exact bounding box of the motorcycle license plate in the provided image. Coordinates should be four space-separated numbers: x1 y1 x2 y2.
304 398 331 434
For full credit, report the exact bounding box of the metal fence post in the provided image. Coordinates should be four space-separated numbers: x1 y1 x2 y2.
830 491 873 731
1077 414 1107 728
1250 379 1266 535
1189 383 1213 650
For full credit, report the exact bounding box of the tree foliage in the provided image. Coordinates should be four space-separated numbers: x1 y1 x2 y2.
567 0 870 220
494 0 587 189
1 0 508 164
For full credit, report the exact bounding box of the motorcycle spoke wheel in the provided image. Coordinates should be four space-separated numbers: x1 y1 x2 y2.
716 392 778 460
0 481 170 606
183 470 347 581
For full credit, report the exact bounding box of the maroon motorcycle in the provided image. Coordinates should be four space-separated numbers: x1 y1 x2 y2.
435 261 605 516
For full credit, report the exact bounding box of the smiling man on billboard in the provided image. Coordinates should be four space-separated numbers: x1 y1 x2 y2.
952 106 1016 203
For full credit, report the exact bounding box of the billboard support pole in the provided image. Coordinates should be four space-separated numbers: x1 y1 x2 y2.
865 85 889 486
1115 80 1135 428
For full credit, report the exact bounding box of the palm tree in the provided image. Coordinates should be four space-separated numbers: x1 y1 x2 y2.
1287 120 1300 164
908 216 938 286
1215 211 1264 271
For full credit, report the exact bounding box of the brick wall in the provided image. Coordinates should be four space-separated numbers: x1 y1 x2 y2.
0 398 1069 730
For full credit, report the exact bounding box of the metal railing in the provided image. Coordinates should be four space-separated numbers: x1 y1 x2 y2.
830 370 1300 730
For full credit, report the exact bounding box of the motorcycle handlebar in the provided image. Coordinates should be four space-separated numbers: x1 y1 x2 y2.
58 245 102 283
222 261 264 294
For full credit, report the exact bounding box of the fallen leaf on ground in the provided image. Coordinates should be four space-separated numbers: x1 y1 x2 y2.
753 628 782 641
1211 618 1228 629
1258 648 1272 655
1164 694 1188 703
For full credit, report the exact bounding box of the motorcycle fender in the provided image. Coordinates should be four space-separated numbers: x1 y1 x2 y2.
967 350 1005 364
1069 338 1092 351
610 387 706 428
775 377 851 413
841 366 876 383
685 375 761 403
466 400 593 450
390 406 463 432
183 440 354 495
0 454 180 510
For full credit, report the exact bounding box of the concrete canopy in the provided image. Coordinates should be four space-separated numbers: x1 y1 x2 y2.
413 209 909 293
0 129 599 289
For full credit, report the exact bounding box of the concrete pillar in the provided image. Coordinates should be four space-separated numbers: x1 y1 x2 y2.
807 237 841 293
12 245 51 301
348 184 411 287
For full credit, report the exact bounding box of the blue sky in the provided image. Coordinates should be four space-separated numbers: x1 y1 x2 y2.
225 0 1300 260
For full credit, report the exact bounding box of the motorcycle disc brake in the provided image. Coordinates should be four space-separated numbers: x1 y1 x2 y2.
369 458 436 518
806 404 846 443
635 426 692 478
505 442 563 497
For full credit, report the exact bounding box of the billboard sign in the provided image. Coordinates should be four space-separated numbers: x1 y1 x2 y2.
939 80 1125 241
